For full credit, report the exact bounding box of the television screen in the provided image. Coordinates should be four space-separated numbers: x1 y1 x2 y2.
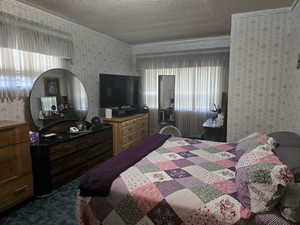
100 74 140 108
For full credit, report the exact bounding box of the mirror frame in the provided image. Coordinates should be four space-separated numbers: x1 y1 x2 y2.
28 68 89 131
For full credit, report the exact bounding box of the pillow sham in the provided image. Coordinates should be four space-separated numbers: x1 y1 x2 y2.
236 145 294 214
235 132 277 160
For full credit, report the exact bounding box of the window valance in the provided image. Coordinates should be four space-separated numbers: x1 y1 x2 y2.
0 12 73 59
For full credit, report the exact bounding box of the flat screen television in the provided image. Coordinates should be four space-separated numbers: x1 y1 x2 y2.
100 74 140 108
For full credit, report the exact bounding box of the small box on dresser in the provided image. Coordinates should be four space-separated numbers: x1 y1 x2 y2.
0 121 33 213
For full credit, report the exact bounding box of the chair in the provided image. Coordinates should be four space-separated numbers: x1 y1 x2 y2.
159 125 182 137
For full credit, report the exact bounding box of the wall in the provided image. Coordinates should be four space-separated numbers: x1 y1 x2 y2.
0 0 133 122
285 1 300 134
227 8 291 141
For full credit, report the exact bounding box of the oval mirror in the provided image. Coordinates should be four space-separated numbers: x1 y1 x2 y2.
29 68 88 130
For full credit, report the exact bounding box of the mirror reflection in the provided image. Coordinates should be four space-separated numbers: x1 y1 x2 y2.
159 75 175 126
30 69 88 130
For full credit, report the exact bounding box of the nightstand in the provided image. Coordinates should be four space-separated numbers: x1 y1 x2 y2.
202 118 226 142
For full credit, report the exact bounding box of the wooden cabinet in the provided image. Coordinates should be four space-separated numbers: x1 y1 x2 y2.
103 113 149 155
0 121 33 213
30 125 113 196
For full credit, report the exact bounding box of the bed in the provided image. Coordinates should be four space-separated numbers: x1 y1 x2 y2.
77 133 297 225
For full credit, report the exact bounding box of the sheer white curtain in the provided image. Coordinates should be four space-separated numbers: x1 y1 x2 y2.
0 12 73 102
0 48 66 101
137 52 229 136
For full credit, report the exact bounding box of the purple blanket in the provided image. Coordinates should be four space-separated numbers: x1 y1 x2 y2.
79 134 170 197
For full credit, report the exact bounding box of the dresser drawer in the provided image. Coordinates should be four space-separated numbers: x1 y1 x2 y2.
87 130 112 146
0 124 29 148
0 129 14 148
0 145 18 184
0 174 33 212
50 140 113 176
50 136 91 161
0 143 31 185
121 122 135 133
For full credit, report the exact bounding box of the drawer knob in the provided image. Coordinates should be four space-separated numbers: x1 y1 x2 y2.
14 185 28 194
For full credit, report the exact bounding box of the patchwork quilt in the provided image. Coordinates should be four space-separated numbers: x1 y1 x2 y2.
78 137 254 225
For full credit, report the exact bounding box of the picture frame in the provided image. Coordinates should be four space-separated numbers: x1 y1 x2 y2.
44 78 60 96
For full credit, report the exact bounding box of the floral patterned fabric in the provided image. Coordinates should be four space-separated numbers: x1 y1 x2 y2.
78 137 253 225
236 144 294 213
235 133 277 160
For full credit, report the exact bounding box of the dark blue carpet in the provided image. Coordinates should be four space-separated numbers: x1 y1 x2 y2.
1 179 79 225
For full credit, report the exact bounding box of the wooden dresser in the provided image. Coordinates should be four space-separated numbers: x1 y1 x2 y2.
103 113 149 155
0 121 33 213
30 124 113 196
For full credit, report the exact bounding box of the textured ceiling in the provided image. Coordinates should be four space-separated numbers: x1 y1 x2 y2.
17 0 294 44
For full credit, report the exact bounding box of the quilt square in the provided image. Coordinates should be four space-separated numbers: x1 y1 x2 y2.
165 188 204 221
89 197 114 220
210 180 237 194
107 178 130 208
136 216 155 225
202 147 222 154
199 162 225 171
215 144 236 151
190 184 223 203
163 138 189 147
215 151 236 160
165 168 192 179
176 176 205 188
135 158 152 166
205 195 242 225
173 159 195 168
156 147 172 154
187 156 208 164
259 155 282 164
137 164 161 173
184 139 202 145
103 210 126 225
193 143 209 149
131 183 164 213
205 140 225 146
177 151 197 158
147 151 169 163
115 194 144 225
192 150 223 162
168 146 188 153
215 160 235 168
155 161 179 170
148 199 183 225
182 145 199 151
162 152 185 161
183 165 226 184
120 167 151 192
145 171 173 183
155 180 184 197
214 169 235 180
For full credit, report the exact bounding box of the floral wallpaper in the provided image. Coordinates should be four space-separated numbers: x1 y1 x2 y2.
0 0 133 123
227 9 291 142
285 2 300 134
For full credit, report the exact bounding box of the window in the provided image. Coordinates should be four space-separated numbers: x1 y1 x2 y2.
137 52 229 135
0 47 65 100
